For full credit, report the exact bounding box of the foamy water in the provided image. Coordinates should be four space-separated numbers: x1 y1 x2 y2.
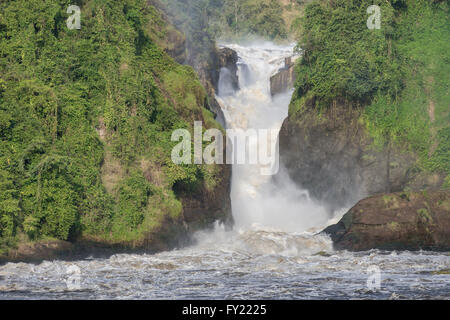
1 232 449 299
216 42 333 233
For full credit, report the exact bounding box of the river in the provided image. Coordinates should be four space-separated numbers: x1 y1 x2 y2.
0 43 448 300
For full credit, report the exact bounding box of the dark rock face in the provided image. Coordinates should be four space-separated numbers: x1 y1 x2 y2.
191 47 239 126
180 46 240 128
0 240 74 264
191 46 239 126
189 45 225 125
180 164 233 233
278 98 445 211
322 190 450 251
270 57 296 96
216 47 240 94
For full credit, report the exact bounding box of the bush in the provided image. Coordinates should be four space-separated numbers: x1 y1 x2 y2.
292 0 449 178
0 0 225 246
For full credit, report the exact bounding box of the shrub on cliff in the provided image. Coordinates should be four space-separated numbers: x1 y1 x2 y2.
291 0 449 187
0 0 225 250
295 0 401 106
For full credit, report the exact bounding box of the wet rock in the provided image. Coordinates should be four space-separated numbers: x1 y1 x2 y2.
179 46 239 127
322 190 450 251
179 163 233 234
277 98 445 211
216 47 239 93
432 268 450 275
0 240 73 264
177 45 240 127
313 251 332 257
270 56 296 96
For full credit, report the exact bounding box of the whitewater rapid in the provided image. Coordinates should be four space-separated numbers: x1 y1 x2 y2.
216 42 335 233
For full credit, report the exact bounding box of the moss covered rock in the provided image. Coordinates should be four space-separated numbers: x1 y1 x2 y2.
323 190 450 251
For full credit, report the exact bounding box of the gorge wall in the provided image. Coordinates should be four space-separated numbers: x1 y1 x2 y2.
278 99 445 212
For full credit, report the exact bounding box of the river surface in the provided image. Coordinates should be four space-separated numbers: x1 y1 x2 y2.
0 43 448 300
0 229 449 299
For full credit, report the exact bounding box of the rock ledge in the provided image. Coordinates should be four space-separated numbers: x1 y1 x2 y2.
322 190 450 251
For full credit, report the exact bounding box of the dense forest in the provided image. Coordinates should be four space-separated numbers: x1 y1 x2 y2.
0 0 227 254
290 0 449 186
161 0 307 42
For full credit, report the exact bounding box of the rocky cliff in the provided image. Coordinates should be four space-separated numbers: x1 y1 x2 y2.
278 98 445 213
270 57 296 96
277 0 449 251
153 0 239 128
195 46 239 126
96 1 235 254
216 47 240 94
134 0 235 243
323 190 450 251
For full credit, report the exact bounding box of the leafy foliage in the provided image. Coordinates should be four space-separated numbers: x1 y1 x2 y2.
161 0 293 42
291 0 449 181
0 0 223 249
294 0 401 107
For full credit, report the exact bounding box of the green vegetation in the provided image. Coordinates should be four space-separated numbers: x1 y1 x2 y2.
1 0 447 257
217 0 289 40
417 208 433 225
291 0 449 185
293 0 401 106
0 0 224 252
162 0 304 42
388 222 400 231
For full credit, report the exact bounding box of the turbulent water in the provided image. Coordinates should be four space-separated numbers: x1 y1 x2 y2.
0 43 449 300
216 42 332 232
0 232 449 299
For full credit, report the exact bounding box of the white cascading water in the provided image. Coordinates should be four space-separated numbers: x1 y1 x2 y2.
216 42 332 234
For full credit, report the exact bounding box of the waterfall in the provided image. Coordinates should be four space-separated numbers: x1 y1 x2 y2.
216 42 331 234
